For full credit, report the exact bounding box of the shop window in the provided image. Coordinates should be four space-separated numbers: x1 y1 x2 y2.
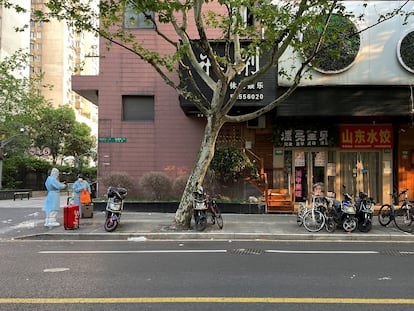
122 95 154 121
340 152 380 202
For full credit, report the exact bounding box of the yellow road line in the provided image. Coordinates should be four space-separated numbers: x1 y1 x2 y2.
0 297 414 304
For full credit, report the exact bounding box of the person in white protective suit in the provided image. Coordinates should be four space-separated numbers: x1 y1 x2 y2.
43 168 66 227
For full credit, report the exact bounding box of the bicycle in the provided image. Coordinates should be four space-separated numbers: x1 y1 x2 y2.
296 202 309 226
206 195 224 229
378 189 414 233
302 195 327 232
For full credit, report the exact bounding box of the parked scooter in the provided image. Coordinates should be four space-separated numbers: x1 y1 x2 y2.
355 191 375 232
104 186 128 232
331 186 358 232
193 183 208 231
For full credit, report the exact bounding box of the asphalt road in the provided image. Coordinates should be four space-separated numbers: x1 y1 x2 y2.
0 206 45 240
1 240 414 310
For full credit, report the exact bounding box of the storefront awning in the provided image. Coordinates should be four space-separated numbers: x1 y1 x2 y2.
275 86 411 117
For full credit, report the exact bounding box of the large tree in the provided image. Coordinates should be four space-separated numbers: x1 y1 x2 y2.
24 0 411 227
31 105 96 164
0 49 48 137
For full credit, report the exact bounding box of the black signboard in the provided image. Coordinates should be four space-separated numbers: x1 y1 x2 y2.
179 40 276 114
274 126 339 148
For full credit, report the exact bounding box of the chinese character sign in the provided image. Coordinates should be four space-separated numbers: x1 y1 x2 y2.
340 125 393 149
280 129 330 147
179 41 276 110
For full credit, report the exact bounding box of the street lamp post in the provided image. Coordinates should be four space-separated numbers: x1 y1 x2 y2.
0 128 27 189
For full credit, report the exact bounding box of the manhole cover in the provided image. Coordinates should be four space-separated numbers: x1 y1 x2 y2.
229 248 264 255
380 250 414 257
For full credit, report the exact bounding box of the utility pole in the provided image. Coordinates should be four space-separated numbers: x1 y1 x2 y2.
0 128 27 189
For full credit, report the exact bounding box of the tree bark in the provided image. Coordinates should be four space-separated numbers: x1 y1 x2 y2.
174 115 223 228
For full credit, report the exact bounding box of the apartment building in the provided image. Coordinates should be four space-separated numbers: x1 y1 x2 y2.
29 0 98 136
73 1 414 208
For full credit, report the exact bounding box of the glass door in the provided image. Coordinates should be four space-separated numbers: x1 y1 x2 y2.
340 151 380 200
294 151 308 202
312 151 326 189
293 151 327 202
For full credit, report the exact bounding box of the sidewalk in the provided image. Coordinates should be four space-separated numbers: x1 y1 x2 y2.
1 196 414 242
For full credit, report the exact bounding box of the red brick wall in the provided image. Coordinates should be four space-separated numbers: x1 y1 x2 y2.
96 34 207 194
92 2 240 194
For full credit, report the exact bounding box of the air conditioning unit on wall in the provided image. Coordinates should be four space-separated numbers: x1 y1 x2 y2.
247 115 266 129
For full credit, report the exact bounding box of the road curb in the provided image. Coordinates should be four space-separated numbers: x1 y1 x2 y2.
14 231 414 242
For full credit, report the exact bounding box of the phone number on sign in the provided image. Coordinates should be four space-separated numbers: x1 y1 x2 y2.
231 93 264 101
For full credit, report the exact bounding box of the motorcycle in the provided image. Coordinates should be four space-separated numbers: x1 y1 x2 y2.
193 184 208 231
104 186 128 232
355 191 375 232
331 186 358 232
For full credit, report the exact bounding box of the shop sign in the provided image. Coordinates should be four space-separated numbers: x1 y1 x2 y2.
279 129 330 147
340 125 393 149
179 41 276 109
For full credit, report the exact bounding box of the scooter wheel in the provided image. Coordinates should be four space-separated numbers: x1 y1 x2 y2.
358 220 372 232
343 217 357 232
195 215 207 232
104 217 118 232
325 217 336 233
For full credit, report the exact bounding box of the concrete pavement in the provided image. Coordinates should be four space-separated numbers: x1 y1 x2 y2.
1 195 414 242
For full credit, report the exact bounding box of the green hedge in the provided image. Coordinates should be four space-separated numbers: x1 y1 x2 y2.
1 156 96 190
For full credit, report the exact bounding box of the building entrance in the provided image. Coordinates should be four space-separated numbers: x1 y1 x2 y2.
339 151 380 201
293 151 327 202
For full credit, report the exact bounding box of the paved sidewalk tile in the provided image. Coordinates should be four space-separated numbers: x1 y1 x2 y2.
1 196 413 241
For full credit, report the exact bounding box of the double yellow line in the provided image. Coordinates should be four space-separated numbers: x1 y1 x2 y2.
1 297 414 304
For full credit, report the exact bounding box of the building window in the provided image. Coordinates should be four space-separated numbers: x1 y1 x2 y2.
124 3 154 29
122 95 154 121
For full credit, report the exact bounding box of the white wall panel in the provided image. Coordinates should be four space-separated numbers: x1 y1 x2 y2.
278 1 414 86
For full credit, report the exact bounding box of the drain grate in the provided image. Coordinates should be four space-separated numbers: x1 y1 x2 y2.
229 248 264 255
380 250 414 257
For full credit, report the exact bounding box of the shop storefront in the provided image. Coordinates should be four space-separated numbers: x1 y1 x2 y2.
273 124 393 204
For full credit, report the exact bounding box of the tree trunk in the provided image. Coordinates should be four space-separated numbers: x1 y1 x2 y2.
174 115 223 228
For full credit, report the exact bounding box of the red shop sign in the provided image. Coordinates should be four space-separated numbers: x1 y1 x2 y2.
340 125 393 149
